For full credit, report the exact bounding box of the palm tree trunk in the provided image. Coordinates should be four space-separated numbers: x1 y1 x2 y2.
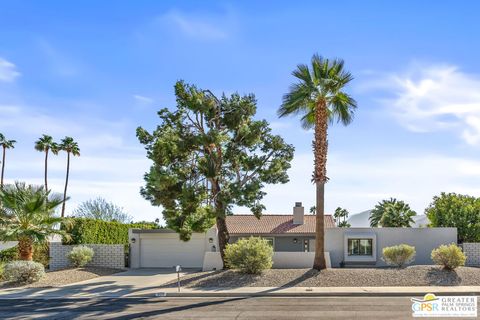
61 151 70 217
1 146 5 188
313 100 328 270
313 182 326 269
18 236 34 261
44 149 49 192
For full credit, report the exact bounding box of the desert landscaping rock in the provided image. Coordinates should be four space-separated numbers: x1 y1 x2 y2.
162 266 480 288
0 267 123 289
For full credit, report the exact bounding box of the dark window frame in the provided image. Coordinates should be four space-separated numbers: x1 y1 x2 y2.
347 238 373 256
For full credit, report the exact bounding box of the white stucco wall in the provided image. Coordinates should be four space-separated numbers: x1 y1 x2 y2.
129 227 457 269
325 227 457 267
202 252 331 271
129 227 218 269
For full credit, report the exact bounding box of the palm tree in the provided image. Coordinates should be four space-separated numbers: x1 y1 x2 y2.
278 54 357 270
0 134 16 189
59 137 80 217
369 198 417 227
34 135 59 192
0 182 70 260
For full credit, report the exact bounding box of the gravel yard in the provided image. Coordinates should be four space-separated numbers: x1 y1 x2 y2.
162 266 480 288
0 267 123 289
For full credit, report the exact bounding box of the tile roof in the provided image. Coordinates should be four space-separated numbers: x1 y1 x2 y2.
225 214 335 235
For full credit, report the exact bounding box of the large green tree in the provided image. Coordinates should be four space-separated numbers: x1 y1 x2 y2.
0 182 70 260
0 133 16 189
369 198 416 227
34 134 59 192
278 54 357 270
426 192 480 243
137 81 294 263
59 137 80 217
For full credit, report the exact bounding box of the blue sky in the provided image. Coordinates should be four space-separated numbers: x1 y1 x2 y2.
1 1 480 221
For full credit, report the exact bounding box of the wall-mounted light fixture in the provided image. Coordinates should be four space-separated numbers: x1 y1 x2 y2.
293 238 298 244
209 237 214 243
131 238 136 244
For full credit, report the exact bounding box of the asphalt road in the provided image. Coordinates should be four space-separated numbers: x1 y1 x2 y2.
0 296 477 319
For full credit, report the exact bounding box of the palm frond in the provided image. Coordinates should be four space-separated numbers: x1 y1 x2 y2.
0 181 70 243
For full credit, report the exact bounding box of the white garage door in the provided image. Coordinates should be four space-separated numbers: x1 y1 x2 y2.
139 234 206 268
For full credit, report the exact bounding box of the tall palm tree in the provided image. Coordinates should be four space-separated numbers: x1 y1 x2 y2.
0 182 70 260
34 135 59 192
59 137 80 217
0 134 17 189
278 54 357 270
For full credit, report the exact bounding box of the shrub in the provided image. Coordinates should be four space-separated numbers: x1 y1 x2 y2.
431 244 466 270
382 244 416 267
68 245 94 267
3 261 45 283
0 262 5 281
224 237 273 274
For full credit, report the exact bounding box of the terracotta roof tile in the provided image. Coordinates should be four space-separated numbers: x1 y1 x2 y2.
225 214 335 235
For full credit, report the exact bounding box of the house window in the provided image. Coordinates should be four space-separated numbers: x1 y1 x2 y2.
347 238 373 256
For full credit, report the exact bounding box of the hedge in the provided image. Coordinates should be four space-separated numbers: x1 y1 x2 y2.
62 218 159 245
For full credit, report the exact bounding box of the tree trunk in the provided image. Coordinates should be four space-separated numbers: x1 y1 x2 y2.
313 182 326 269
44 149 49 192
1 146 5 188
61 152 70 217
312 100 328 270
216 215 229 266
18 236 34 261
211 179 229 267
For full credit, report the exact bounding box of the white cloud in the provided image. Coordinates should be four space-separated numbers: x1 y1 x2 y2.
260 152 480 216
133 94 154 104
0 58 21 82
157 9 234 40
373 64 480 145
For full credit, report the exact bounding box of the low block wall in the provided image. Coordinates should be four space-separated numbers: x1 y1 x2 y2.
463 243 480 266
202 252 331 271
272 252 331 269
49 243 125 271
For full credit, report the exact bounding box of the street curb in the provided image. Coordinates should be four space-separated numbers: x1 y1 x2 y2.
157 291 480 298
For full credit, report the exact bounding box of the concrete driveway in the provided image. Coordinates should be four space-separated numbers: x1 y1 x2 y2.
0 268 196 299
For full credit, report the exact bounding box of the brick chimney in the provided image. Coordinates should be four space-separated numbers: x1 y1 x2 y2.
293 202 304 225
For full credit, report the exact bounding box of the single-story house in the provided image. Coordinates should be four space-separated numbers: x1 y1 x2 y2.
129 202 457 270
